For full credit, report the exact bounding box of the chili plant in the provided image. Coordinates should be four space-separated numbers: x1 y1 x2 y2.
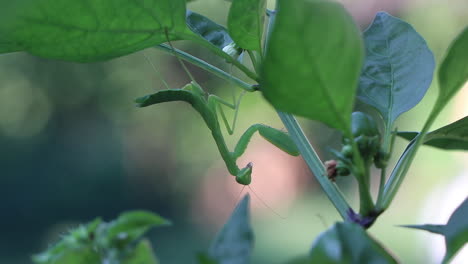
0 0 467 263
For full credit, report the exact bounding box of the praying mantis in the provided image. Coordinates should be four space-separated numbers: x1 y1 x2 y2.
135 80 300 185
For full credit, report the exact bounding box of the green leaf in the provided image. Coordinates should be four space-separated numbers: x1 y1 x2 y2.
357 12 435 125
33 246 100 264
437 26 468 109
106 210 171 244
197 253 219 264
33 220 102 264
227 0 266 51
402 198 468 264
209 194 254 264
186 10 233 49
0 0 196 62
309 222 398 264
122 239 159 264
283 256 313 264
261 0 363 132
397 116 468 150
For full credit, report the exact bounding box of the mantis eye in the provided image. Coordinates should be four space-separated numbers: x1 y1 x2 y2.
235 162 253 185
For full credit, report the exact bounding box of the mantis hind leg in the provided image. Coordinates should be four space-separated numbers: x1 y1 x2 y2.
233 124 299 185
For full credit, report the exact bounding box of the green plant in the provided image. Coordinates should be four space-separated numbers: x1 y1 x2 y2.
0 0 467 263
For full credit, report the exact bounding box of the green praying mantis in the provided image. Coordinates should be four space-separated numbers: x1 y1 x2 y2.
135 79 300 185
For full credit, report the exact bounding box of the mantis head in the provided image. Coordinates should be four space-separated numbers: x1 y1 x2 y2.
235 162 253 185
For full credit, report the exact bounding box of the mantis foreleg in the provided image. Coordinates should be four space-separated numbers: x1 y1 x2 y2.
208 92 246 135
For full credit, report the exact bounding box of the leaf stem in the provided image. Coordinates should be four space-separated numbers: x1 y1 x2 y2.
247 50 260 73
378 105 440 210
154 44 256 92
278 112 350 219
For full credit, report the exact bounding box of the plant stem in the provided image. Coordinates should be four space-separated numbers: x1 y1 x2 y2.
190 38 259 81
346 132 375 216
278 112 350 219
154 44 256 92
376 167 386 206
267 4 350 220
247 50 260 73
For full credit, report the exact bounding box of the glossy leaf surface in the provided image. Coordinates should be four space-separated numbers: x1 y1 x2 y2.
186 10 233 49
397 116 468 150
437 27 468 109
209 195 254 264
261 0 363 132
227 0 266 51
309 222 397 264
402 198 468 263
357 12 435 124
0 0 194 62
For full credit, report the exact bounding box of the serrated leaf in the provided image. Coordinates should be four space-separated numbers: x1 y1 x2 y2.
122 239 159 264
209 194 254 264
33 219 102 264
357 12 435 125
437 26 468 109
106 210 171 244
33 246 100 264
402 198 468 264
397 116 468 150
261 0 363 132
309 222 397 264
186 10 233 49
227 0 266 51
0 0 196 62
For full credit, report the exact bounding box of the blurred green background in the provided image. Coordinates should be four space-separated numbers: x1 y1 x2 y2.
0 0 467 263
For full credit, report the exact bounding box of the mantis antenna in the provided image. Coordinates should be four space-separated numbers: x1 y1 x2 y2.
142 52 170 90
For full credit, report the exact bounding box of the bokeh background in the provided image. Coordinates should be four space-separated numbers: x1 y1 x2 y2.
0 0 467 263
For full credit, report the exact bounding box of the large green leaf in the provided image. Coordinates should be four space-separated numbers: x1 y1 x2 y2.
397 116 468 150
0 0 195 62
437 26 468 109
227 0 266 51
261 0 363 132
186 10 233 50
309 222 398 264
357 12 435 125
402 198 468 264
209 194 254 264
